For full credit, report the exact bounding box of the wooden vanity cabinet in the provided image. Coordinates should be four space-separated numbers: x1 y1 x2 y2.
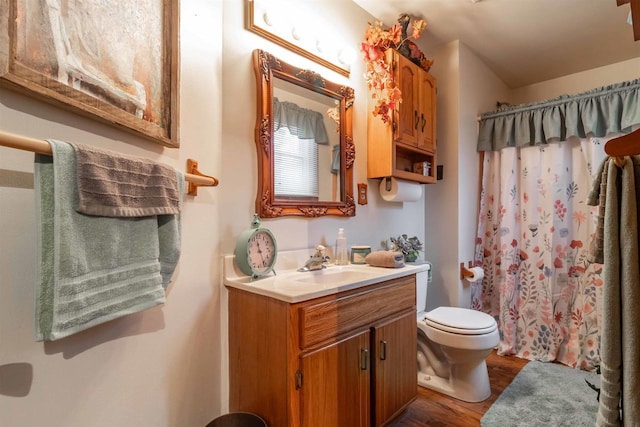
228 275 418 427
367 49 437 184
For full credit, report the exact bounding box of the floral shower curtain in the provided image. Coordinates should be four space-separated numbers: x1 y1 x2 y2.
472 138 607 369
472 78 640 370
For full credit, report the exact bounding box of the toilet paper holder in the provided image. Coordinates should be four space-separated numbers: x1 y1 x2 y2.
460 261 475 280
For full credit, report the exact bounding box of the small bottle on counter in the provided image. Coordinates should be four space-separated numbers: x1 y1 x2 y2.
335 228 348 265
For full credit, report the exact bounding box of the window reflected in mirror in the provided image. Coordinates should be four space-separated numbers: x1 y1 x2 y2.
272 78 341 202
273 121 320 198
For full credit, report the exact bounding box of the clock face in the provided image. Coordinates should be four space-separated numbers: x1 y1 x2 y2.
248 230 276 274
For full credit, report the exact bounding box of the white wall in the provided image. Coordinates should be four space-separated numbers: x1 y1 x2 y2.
510 57 640 104
220 1 425 255
422 41 460 310
0 1 223 426
422 40 509 310
457 43 510 307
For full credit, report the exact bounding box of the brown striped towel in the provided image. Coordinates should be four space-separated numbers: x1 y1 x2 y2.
71 143 180 217
364 250 405 268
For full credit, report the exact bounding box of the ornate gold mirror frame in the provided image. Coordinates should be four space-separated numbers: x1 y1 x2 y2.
252 49 355 218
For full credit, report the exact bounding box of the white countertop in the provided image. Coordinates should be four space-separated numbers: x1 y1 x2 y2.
223 249 430 303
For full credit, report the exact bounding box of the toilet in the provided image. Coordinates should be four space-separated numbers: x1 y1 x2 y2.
416 270 499 403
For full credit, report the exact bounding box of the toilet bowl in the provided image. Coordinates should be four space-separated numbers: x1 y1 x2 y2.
415 270 499 403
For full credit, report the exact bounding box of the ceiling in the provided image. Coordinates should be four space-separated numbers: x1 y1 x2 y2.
352 0 640 88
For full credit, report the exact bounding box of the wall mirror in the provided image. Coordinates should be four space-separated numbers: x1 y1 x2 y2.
252 49 355 217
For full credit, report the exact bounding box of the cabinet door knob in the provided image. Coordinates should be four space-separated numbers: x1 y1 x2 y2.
380 340 387 360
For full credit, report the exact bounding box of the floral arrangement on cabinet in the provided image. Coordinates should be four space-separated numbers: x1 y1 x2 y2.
361 13 434 123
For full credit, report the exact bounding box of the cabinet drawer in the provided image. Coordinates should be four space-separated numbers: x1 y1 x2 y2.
299 276 415 349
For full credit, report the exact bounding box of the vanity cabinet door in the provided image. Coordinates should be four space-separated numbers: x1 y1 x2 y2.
299 330 371 427
372 310 418 426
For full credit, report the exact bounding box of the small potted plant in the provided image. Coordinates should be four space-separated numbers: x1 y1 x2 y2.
390 234 423 263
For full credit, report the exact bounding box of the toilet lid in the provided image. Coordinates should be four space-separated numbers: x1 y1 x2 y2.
424 307 497 335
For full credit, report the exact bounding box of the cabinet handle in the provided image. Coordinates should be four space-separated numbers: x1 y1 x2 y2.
421 114 426 133
360 348 369 370
295 370 302 390
414 110 419 130
380 340 387 361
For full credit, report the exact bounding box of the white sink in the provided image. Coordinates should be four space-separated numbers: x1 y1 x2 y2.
289 267 376 285
223 251 430 303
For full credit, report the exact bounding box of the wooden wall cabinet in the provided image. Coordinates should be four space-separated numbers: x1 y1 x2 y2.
229 276 418 427
367 49 437 184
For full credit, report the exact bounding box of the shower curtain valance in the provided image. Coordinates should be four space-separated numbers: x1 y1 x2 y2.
477 78 640 152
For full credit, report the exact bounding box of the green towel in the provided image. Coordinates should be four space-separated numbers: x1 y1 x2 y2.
586 157 609 264
34 140 184 341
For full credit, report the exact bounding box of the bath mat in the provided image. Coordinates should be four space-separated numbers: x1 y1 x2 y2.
481 360 600 426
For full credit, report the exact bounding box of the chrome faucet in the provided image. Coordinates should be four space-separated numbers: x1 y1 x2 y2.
298 245 330 272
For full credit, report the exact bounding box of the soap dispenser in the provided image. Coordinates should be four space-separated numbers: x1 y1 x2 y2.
335 228 348 265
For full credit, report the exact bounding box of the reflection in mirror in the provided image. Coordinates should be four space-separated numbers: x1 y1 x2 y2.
273 78 340 202
252 49 355 218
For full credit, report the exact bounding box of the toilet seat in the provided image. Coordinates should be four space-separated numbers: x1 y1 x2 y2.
424 307 497 336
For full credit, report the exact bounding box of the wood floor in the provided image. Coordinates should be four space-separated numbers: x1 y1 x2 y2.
388 350 529 427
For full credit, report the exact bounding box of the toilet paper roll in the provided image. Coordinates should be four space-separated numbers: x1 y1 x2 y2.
379 177 423 202
464 266 485 283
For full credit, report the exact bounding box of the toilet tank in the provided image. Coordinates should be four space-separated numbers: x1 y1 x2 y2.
416 269 429 313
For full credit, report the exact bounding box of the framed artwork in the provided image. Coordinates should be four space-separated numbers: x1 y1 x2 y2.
0 0 180 147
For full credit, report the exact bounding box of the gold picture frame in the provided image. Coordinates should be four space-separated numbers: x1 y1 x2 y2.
0 0 180 147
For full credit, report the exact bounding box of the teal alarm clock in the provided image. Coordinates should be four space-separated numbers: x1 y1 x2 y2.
235 214 277 279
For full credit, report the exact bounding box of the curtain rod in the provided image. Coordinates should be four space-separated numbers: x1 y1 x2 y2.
479 78 640 121
0 129 219 194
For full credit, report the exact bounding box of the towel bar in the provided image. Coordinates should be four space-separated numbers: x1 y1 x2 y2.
0 129 219 194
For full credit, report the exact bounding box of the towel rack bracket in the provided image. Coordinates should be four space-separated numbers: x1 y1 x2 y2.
187 158 219 196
